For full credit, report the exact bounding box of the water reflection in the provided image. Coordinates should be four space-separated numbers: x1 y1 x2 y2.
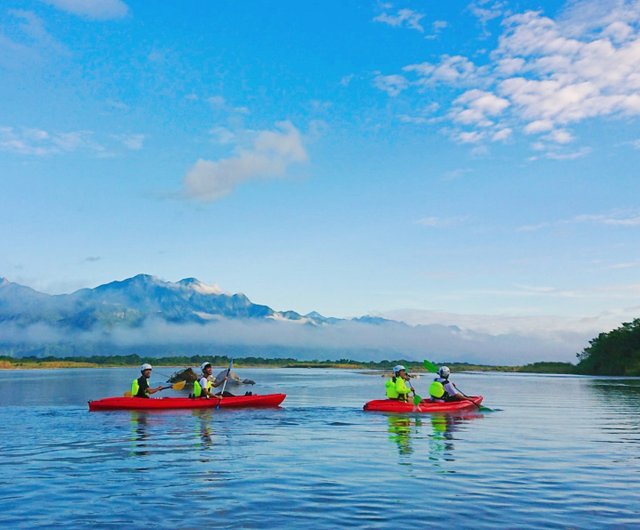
192 410 216 451
387 415 422 455
129 411 150 457
387 411 484 463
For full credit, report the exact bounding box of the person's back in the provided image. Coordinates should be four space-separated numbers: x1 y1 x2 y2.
429 366 462 402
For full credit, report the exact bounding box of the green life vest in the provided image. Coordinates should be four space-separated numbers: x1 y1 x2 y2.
385 378 399 399
131 378 139 397
429 381 445 398
386 376 410 399
193 378 212 398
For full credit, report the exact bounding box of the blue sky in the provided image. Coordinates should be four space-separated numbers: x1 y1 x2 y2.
1 0 640 360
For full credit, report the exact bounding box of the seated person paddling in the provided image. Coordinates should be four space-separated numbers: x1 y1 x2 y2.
131 363 164 398
429 366 465 402
192 361 235 399
385 365 414 403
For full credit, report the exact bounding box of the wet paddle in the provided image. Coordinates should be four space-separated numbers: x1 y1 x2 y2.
407 378 422 405
216 359 233 409
124 380 186 397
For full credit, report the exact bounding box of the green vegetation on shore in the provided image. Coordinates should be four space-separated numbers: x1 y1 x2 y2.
0 354 577 374
576 318 640 376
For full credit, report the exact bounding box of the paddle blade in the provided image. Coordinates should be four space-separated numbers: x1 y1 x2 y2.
172 380 186 391
413 394 422 405
423 359 439 373
123 391 132 397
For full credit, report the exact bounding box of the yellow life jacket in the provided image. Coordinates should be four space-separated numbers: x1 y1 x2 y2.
429 381 445 398
193 377 212 398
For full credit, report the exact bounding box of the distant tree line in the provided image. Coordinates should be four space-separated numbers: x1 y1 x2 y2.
0 353 579 374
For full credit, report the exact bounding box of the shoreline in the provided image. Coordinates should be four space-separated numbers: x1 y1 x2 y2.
0 357 578 374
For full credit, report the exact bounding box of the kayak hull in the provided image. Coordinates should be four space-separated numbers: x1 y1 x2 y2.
363 396 483 413
88 393 286 411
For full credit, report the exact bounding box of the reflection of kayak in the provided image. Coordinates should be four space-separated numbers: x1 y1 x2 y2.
363 396 483 413
89 393 286 411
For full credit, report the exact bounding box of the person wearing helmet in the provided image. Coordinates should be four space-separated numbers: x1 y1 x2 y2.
131 363 164 398
429 366 464 402
192 362 235 398
385 365 414 402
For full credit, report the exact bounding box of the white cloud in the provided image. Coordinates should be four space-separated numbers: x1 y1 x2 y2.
374 8 426 32
518 209 640 231
453 130 485 144
207 95 250 115
544 128 574 144
468 0 506 26
492 127 512 141
373 74 409 96
0 126 148 156
43 0 129 20
114 133 144 150
376 0 640 155
403 55 484 87
451 89 510 126
183 121 308 202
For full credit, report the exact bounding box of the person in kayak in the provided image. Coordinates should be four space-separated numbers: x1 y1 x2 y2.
385 365 414 402
131 363 164 398
429 366 465 402
192 362 235 398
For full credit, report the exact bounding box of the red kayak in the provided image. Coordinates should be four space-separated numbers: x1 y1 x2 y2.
89 393 286 411
363 396 483 413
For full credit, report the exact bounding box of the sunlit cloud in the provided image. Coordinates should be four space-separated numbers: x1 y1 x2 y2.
183 121 308 202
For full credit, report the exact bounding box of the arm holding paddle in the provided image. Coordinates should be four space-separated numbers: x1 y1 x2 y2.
125 380 186 397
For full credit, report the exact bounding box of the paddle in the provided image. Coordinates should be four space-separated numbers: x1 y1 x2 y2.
216 359 233 409
124 380 186 397
422 359 484 410
407 378 422 405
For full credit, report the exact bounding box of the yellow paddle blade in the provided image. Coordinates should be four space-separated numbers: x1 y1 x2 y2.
123 391 132 397
172 380 186 391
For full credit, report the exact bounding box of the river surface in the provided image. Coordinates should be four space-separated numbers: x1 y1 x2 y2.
1 367 639 528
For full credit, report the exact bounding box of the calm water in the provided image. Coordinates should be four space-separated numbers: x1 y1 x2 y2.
1 367 639 529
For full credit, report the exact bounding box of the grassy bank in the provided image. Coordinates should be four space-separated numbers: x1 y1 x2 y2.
0 355 577 374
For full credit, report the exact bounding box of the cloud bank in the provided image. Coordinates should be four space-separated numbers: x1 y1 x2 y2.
0 315 591 364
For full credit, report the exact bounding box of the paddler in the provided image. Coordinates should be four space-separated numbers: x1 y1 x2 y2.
385 365 414 402
192 362 235 398
429 366 465 402
131 363 164 398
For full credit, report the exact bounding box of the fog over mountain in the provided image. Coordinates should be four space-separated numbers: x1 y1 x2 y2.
0 274 595 364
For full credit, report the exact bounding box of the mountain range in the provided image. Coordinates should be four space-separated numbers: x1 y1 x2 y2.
0 274 341 329
0 274 410 359
0 274 588 363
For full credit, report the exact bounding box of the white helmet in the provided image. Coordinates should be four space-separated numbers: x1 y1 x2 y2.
200 361 212 372
393 364 406 374
140 363 153 372
438 366 450 378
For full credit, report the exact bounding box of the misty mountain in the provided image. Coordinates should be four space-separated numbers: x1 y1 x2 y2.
0 275 587 363
0 274 328 330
